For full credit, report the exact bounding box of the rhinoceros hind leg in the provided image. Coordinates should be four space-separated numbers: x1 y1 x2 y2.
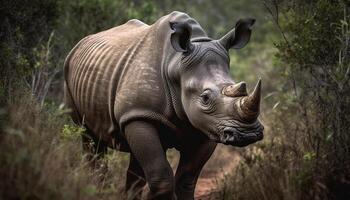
125 121 176 200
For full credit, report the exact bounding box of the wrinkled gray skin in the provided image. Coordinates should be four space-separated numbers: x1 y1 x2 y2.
64 11 264 200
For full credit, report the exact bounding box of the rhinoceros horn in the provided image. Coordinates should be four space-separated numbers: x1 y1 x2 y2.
238 79 261 122
222 82 248 97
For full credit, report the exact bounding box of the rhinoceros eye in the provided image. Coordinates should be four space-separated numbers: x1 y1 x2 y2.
200 90 211 105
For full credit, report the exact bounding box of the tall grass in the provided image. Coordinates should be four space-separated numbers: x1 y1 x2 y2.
0 92 129 199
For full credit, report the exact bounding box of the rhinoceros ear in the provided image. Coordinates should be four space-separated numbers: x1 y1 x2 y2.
170 21 193 53
218 18 255 50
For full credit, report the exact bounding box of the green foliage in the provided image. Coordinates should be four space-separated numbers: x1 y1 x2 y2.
0 0 159 106
57 0 158 47
218 1 350 199
62 124 85 140
277 0 350 175
0 0 59 105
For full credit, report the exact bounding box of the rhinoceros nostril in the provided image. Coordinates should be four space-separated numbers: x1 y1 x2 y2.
222 128 236 143
223 128 235 136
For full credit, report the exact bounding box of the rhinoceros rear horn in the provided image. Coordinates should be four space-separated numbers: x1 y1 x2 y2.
170 21 193 53
218 18 255 50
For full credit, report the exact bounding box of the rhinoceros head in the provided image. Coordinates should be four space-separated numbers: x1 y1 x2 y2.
169 18 264 147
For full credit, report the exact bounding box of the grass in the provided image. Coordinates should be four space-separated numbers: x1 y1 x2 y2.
0 92 129 200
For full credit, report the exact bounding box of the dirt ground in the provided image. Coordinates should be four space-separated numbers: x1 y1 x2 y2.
167 144 241 200
194 144 240 199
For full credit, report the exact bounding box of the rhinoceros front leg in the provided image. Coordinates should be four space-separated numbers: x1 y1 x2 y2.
125 121 176 200
175 140 217 200
125 153 146 199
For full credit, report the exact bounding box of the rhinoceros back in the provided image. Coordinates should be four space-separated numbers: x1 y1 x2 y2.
64 12 208 149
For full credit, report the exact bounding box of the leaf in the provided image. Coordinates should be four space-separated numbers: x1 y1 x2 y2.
340 20 348 26
272 101 280 110
303 152 316 161
326 132 333 142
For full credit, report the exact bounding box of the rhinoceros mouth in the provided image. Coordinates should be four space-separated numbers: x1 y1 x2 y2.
218 121 264 147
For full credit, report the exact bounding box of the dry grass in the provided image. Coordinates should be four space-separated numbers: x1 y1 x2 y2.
0 92 129 200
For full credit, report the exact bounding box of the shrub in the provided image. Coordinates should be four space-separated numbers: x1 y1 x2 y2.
217 1 350 199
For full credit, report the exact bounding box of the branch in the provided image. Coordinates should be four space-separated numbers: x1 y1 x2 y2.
261 0 290 47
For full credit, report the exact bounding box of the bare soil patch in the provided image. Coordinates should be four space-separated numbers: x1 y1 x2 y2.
194 145 241 200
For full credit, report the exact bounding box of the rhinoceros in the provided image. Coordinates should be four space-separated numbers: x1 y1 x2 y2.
64 11 264 199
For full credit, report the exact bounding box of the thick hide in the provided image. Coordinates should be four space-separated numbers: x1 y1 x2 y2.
64 12 205 150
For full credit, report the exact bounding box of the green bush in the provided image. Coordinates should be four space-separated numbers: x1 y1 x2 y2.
218 1 350 199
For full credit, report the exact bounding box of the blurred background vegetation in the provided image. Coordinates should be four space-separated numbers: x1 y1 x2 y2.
0 0 349 199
